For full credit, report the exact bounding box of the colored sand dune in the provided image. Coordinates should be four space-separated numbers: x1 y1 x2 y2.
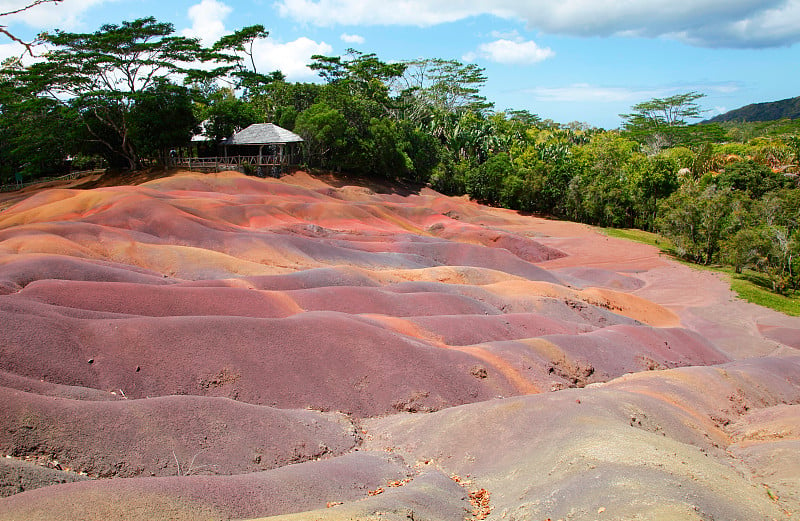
0 170 798 520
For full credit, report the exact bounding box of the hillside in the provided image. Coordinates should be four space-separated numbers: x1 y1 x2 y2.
0 170 799 521
707 95 800 122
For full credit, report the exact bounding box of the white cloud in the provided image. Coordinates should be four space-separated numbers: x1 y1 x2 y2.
181 0 233 46
467 38 554 65
273 0 800 48
0 41 24 62
711 106 728 116
275 0 492 27
525 83 742 104
175 0 331 81
526 84 668 103
340 33 365 44
0 0 115 30
251 37 333 80
489 29 521 40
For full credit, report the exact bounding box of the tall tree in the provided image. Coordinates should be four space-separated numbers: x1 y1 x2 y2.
129 80 196 167
396 58 492 124
620 92 707 149
311 49 406 117
11 17 230 169
211 25 282 96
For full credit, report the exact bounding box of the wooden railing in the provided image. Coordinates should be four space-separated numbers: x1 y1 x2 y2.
0 169 101 193
174 155 298 172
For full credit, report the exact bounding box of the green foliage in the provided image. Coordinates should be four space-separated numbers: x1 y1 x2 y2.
620 92 707 147
397 58 492 121
250 81 322 129
465 153 512 205
660 146 695 171
627 153 680 229
210 25 276 96
603 226 800 314
201 88 258 143
725 190 800 293
428 158 469 196
9 17 231 169
602 227 673 250
0 92 79 180
566 132 640 227
363 117 414 178
657 183 749 265
716 158 787 198
294 102 348 168
129 81 196 166
3 14 800 301
729 273 800 315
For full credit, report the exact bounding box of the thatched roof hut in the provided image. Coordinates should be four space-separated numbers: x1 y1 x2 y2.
223 123 303 146
222 123 303 168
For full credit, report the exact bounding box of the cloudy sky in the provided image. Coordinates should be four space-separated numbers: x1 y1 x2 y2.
1 0 798 127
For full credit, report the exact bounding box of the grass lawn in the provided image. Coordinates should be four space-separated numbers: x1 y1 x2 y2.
600 227 800 316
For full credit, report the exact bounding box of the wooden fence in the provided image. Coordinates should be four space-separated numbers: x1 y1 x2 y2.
0 169 101 193
174 155 296 175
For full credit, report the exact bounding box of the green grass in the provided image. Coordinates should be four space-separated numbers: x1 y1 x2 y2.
729 273 800 316
601 227 673 250
600 227 800 316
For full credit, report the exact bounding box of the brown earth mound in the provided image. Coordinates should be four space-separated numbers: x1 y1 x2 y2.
0 169 798 520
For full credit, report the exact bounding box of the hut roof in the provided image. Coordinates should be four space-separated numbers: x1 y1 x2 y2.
223 123 303 145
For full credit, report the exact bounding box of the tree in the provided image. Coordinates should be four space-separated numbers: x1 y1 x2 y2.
311 49 406 115
627 154 680 230
620 92 707 148
0 94 78 180
0 57 79 180
293 102 348 168
658 183 748 265
465 153 512 205
0 0 62 55
715 158 787 199
200 87 258 143
567 132 639 227
211 25 282 96
129 81 196 167
397 58 492 122
10 17 230 169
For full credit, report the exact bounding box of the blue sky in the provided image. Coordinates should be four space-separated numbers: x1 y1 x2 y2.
1 0 798 128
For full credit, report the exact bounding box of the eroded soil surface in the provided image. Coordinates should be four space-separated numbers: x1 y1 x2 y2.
0 170 798 520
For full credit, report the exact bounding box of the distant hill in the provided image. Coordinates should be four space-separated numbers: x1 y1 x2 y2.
707 96 800 123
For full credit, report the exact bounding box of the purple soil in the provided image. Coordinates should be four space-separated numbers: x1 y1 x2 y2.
364 356 800 521
1 458 89 498
0 370 120 401
0 308 520 416
539 324 730 381
240 266 381 290
426 221 567 263
0 452 411 521
286 285 499 316
0 388 358 477
17 280 301 318
0 255 170 291
552 266 646 291
405 312 587 345
760 326 800 349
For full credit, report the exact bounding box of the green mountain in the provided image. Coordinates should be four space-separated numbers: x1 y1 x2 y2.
707 96 800 123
